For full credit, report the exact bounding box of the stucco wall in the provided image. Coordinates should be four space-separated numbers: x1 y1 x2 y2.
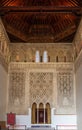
10 43 73 62
7 62 76 115
75 50 82 130
0 64 7 121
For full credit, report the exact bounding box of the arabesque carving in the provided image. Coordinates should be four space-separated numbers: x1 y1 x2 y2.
10 43 73 62
57 72 73 107
7 62 76 114
9 72 25 106
30 72 53 106
0 18 10 71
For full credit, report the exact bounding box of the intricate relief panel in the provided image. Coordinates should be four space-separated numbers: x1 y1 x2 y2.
0 18 10 71
8 71 25 107
10 43 73 62
29 72 53 106
57 72 73 107
8 62 75 114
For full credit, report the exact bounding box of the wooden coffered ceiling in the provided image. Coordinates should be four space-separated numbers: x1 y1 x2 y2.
0 0 82 43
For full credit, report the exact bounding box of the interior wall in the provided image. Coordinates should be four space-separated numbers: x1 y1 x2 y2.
0 64 7 121
73 18 82 60
7 62 76 115
74 17 82 130
10 43 73 62
75 53 82 130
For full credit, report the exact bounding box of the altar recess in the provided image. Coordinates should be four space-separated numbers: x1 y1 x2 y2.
32 103 51 124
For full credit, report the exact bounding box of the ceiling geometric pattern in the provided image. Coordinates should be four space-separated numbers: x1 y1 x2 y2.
0 0 82 43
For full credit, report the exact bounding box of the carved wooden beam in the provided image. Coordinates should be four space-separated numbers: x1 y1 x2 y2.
5 22 76 43
54 24 76 42
0 6 82 15
5 24 28 42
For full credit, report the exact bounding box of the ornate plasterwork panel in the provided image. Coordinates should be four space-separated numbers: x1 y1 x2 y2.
29 72 53 106
0 18 10 71
9 72 25 105
57 72 73 107
56 64 75 114
8 70 26 114
10 43 73 62
7 62 75 114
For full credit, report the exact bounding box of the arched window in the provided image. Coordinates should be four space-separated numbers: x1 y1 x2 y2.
35 51 40 62
43 51 48 62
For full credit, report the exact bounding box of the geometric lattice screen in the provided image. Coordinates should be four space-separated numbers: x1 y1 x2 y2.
29 72 53 106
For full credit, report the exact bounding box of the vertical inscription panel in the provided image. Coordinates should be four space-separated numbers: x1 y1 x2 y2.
57 72 73 107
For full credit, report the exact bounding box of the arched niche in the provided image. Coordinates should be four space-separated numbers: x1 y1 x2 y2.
39 103 44 109
31 102 51 124
32 102 37 124
46 103 51 124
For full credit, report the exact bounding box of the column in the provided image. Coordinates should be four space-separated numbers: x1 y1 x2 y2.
37 106 39 124
44 105 45 124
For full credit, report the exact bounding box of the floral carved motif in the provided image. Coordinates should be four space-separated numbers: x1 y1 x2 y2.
9 72 25 106
29 72 53 106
